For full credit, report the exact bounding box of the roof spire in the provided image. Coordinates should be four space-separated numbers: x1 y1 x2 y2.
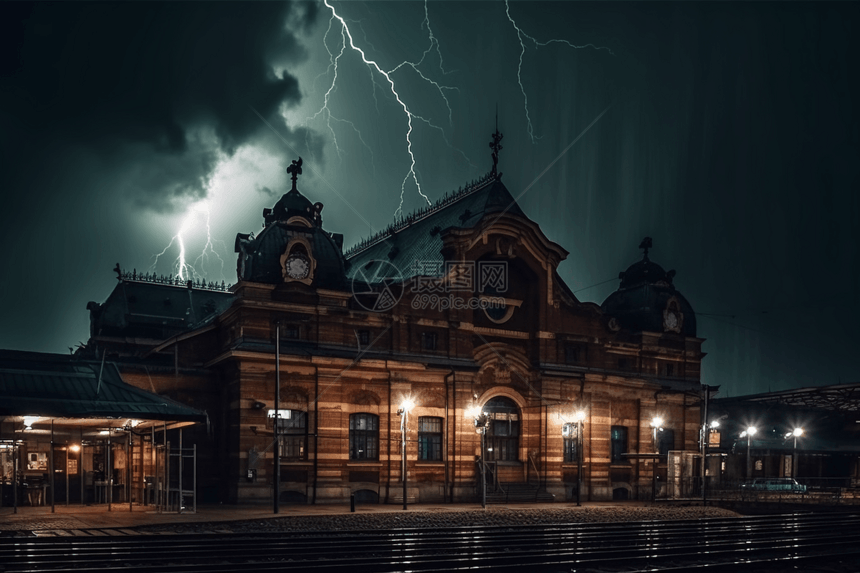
286 157 303 191
639 236 652 260
489 105 504 177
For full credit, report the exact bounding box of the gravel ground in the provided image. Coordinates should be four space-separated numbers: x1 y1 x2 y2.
137 505 741 535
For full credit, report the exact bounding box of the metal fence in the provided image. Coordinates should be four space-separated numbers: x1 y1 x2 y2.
670 477 860 505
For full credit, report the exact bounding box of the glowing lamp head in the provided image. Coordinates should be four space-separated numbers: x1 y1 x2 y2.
792 427 804 437
651 417 663 429
746 426 757 436
23 416 38 430
400 399 415 413
70 445 81 453
710 420 720 429
575 410 586 422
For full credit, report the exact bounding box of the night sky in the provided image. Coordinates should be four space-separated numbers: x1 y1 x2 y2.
1 2 857 398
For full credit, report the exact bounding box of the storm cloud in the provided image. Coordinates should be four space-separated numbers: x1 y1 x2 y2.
1 2 318 213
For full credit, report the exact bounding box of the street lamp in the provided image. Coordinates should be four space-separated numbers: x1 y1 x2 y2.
397 399 414 510
744 426 757 479
575 410 586 506
650 417 664 502
467 406 490 509
791 427 803 479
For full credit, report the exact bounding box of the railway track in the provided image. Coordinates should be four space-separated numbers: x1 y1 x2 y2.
0 512 858 572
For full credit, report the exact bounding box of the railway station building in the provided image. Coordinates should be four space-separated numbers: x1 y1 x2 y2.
2 145 708 506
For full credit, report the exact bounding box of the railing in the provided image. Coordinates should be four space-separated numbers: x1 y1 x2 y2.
668 477 860 505
116 266 232 292
528 453 541 486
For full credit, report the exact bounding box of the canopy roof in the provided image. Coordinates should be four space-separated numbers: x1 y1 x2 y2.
0 350 206 422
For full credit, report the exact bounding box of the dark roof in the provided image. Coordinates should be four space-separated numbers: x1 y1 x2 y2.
235 222 348 289
601 253 697 337
713 382 860 412
0 350 207 421
345 173 527 282
90 279 234 341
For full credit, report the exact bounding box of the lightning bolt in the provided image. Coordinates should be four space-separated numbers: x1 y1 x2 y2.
504 0 614 143
305 16 376 171
150 201 228 284
323 0 430 220
192 204 228 282
314 0 475 221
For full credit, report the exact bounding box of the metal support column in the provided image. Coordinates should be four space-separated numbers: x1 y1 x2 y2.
107 435 112 511
50 420 55 513
274 322 280 515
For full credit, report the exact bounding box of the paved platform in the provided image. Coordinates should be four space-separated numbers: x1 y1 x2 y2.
0 500 705 533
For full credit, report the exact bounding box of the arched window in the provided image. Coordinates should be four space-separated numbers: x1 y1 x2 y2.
349 413 379 460
484 396 520 462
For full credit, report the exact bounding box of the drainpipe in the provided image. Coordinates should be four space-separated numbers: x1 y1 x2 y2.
312 365 319 505
386 365 392 504
444 370 454 502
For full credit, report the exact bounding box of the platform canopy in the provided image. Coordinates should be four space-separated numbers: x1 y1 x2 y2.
0 350 206 424
715 383 860 413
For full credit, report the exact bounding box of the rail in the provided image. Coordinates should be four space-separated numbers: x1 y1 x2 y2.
2 513 860 572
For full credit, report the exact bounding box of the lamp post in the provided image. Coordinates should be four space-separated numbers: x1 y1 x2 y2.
745 426 757 479
397 399 414 511
468 406 490 509
791 427 803 479
650 417 663 502
274 321 280 515
572 410 586 506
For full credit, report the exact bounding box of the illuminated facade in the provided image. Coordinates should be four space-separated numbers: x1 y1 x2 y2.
85 153 706 504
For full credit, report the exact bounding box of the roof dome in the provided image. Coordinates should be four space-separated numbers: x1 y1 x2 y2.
262 158 323 227
271 188 315 222
601 237 697 336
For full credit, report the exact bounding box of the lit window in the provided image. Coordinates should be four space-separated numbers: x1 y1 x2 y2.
418 416 442 461
611 426 628 464
272 410 307 460
349 413 379 460
484 397 520 462
563 424 579 463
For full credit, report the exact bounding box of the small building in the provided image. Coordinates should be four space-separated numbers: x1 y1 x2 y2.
0 350 206 510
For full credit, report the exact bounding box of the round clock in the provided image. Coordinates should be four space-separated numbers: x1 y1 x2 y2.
665 311 679 330
285 253 310 280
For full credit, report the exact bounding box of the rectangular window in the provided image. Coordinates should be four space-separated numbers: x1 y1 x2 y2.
283 325 300 339
565 345 585 365
418 416 443 461
618 358 635 372
563 426 579 463
611 426 628 464
657 428 675 457
357 330 370 346
349 413 379 460
421 332 438 351
664 363 674 377
274 410 307 460
487 412 519 462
